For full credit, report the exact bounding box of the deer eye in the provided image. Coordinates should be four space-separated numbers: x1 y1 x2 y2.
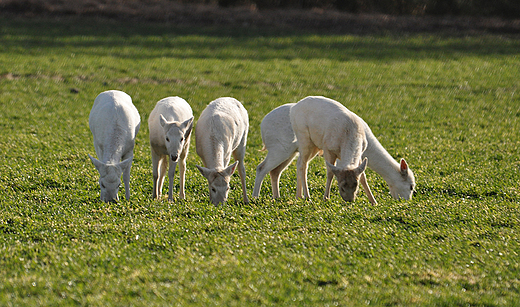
165 137 170 142
180 137 184 142
101 183 105 189
211 188 216 193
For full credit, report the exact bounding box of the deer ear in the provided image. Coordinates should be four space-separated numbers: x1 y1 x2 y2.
88 154 104 171
356 157 368 175
159 114 168 128
222 161 238 177
118 156 133 170
325 160 341 176
196 165 208 177
183 117 194 138
400 158 408 176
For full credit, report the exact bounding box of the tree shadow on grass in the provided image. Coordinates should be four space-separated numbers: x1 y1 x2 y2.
1 16 519 62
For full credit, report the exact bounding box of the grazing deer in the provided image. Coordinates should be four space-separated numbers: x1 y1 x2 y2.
88 90 140 202
254 97 415 202
195 97 249 205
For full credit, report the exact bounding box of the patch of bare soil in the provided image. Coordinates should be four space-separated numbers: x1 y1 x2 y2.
0 0 519 35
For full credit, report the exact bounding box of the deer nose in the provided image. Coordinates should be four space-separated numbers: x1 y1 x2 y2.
171 154 178 162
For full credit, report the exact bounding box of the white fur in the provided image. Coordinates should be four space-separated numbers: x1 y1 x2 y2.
363 122 415 200
88 90 140 202
254 98 415 201
195 97 249 205
148 97 193 201
253 103 298 198
290 96 373 203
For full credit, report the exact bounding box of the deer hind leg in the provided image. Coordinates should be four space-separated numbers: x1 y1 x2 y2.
270 152 298 198
253 158 269 198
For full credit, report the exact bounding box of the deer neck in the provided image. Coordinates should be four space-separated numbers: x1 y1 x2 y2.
362 129 401 185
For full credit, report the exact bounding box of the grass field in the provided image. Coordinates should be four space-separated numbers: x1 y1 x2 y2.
0 16 519 306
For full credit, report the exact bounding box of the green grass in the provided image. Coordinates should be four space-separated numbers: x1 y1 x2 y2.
1 16 519 306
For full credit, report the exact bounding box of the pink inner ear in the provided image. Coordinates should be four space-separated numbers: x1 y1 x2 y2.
400 159 408 170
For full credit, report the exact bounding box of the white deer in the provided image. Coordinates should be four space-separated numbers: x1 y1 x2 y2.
88 90 141 202
195 97 249 205
148 97 194 201
290 96 375 203
253 103 299 199
254 96 415 202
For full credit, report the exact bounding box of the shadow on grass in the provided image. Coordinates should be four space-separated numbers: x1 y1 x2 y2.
1 16 519 62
